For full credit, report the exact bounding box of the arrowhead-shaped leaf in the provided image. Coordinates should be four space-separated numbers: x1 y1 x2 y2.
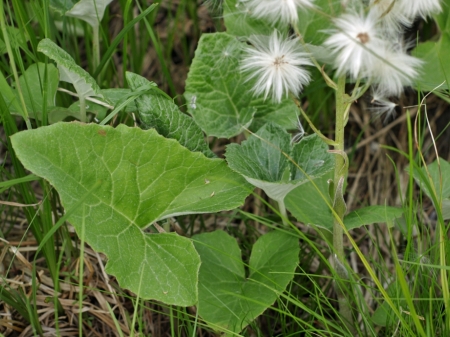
37 39 103 100
65 0 113 27
11 123 252 305
193 230 299 333
127 72 215 158
184 32 255 138
226 123 334 202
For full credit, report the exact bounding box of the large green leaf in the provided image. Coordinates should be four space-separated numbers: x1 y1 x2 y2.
37 39 104 100
249 95 299 131
193 230 299 334
184 32 255 138
65 0 113 27
14 63 59 120
223 0 287 37
11 123 252 305
226 123 334 203
127 72 215 158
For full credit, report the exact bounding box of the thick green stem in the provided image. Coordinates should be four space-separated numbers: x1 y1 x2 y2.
333 76 354 330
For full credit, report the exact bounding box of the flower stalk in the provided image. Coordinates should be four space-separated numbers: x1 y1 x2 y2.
332 75 354 330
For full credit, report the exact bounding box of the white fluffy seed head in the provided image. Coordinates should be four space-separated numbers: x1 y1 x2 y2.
399 0 442 20
324 11 386 79
371 43 422 97
369 0 413 36
242 0 315 25
241 31 312 103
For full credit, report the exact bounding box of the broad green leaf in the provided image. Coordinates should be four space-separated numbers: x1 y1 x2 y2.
296 0 341 45
227 123 291 183
285 172 333 231
65 0 113 27
412 33 450 91
193 230 299 334
344 206 404 230
37 38 104 100
226 123 334 203
11 123 252 305
127 72 215 158
223 0 287 37
49 0 76 15
184 32 255 138
289 133 334 181
250 96 299 131
15 63 59 120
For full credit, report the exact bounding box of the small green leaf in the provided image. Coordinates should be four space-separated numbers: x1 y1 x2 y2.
101 88 137 113
184 32 255 138
37 38 104 100
226 123 334 202
193 230 299 334
289 133 334 181
344 206 404 230
11 123 252 305
127 72 215 158
15 63 59 120
65 0 113 27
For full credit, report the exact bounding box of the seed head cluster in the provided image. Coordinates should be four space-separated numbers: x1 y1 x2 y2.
238 0 441 108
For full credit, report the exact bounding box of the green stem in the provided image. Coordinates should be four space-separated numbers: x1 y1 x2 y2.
79 96 87 123
333 76 354 330
278 199 289 227
93 24 100 80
